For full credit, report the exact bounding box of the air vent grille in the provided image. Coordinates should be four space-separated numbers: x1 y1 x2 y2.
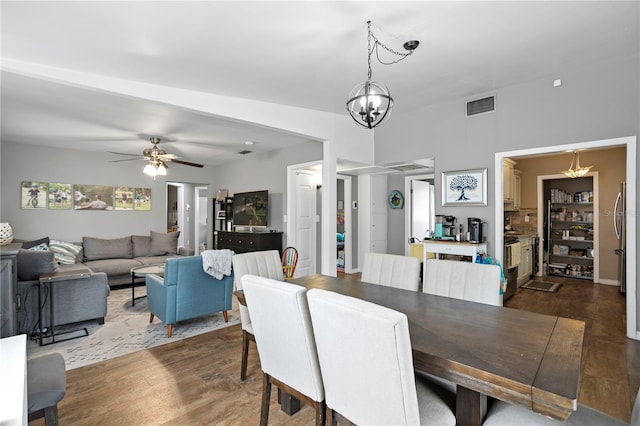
466 95 495 117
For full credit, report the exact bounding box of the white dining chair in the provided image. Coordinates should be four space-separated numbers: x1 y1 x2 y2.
306 288 456 426
361 252 421 291
231 250 284 381
423 259 503 306
483 387 640 425
241 275 325 426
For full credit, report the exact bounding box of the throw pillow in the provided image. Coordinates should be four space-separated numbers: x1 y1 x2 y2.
49 240 83 264
17 249 60 281
21 237 50 250
27 243 49 251
132 235 151 258
83 236 133 261
150 230 180 256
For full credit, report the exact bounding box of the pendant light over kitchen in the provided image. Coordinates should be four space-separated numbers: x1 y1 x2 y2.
346 21 419 129
562 151 593 178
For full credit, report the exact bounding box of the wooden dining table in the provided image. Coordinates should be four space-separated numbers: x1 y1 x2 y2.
290 274 585 426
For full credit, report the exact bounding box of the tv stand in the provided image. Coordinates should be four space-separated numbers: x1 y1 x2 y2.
216 230 283 254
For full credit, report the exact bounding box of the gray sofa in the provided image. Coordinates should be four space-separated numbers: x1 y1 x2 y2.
16 251 110 336
15 231 187 335
81 232 186 286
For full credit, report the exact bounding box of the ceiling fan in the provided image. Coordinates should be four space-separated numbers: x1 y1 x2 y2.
110 137 204 176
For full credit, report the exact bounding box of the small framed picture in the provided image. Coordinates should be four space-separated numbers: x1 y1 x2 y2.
442 168 487 206
216 210 226 219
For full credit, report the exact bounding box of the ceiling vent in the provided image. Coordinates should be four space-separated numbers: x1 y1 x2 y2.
466 95 496 117
237 150 253 155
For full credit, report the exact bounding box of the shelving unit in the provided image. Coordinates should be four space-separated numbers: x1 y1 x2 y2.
546 188 594 280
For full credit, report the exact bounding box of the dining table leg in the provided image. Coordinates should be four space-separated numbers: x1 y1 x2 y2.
456 386 487 426
278 389 301 415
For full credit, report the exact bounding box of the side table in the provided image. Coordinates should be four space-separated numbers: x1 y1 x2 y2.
38 268 92 346
130 264 165 306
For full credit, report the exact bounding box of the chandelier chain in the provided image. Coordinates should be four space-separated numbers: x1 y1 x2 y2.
366 21 414 69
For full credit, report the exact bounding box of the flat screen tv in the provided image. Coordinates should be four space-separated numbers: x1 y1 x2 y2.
232 190 268 229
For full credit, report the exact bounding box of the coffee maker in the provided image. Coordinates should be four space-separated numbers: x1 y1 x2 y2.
435 215 457 240
468 217 485 243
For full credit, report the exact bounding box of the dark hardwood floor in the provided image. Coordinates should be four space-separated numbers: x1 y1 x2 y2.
30 273 639 425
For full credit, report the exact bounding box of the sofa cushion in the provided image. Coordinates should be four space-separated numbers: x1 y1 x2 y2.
17 249 60 281
150 231 179 256
21 237 50 250
49 239 83 264
83 258 142 277
132 235 151 258
83 236 133 261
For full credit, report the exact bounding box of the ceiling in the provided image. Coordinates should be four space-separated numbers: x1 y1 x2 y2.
1 2 637 168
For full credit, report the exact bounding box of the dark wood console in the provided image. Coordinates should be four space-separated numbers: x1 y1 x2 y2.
216 231 283 254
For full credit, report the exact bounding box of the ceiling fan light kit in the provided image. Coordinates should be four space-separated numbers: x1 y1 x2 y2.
111 137 204 178
346 20 419 129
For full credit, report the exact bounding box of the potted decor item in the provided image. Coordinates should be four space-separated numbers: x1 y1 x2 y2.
0 222 14 245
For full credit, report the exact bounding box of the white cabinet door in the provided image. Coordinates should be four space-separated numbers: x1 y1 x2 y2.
503 159 516 202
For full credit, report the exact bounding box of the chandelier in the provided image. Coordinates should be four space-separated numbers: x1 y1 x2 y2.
562 151 593 178
346 21 419 129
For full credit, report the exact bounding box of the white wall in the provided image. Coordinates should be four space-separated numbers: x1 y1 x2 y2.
375 52 639 330
0 140 321 244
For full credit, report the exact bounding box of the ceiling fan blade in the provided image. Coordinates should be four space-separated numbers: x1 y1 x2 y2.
109 151 145 157
109 157 147 163
168 158 204 168
158 153 178 160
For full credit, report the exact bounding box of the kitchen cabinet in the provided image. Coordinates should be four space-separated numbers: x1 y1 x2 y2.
513 170 522 210
517 235 533 286
503 158 516 202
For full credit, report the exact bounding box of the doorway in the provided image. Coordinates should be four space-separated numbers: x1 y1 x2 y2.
404 174 435 255
495 135 637 339
337 174 353 273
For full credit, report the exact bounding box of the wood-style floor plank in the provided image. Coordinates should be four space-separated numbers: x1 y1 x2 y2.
28 273 640 425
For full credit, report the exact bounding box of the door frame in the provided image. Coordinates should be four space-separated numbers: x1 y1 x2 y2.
404 173 435 256
287 161 321 276
536 172 599 282
337 174 354 273
494 135 637 340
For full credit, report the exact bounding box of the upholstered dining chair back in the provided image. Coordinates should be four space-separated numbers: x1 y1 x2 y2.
361 252 421 291
231 250 283 381
423 259 503 306
241 275 325 425
307 288 455 426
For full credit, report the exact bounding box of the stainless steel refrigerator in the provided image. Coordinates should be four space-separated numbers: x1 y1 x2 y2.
614 182 627 293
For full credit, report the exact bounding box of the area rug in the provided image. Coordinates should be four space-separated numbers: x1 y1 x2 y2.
26 286 240 370
521 280 562 293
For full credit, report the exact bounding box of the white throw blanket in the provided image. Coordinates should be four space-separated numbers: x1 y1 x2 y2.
201 249 234 279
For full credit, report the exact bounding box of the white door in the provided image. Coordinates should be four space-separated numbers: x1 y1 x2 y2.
194 186 208 254
411 180 434 240
293 171 317 277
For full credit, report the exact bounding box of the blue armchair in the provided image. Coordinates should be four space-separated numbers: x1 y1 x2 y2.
145 255 233 337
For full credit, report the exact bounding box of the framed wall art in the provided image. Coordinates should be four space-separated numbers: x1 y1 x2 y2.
21 181 48 209
442 168 487 206
48 183 72 210
73 184 114 210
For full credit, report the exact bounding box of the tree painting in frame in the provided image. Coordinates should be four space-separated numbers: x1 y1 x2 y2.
115 186 135 210
21 181 47 209
48 183 72 210
134 188 152 211
442 168 487 206
73 184 114 210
